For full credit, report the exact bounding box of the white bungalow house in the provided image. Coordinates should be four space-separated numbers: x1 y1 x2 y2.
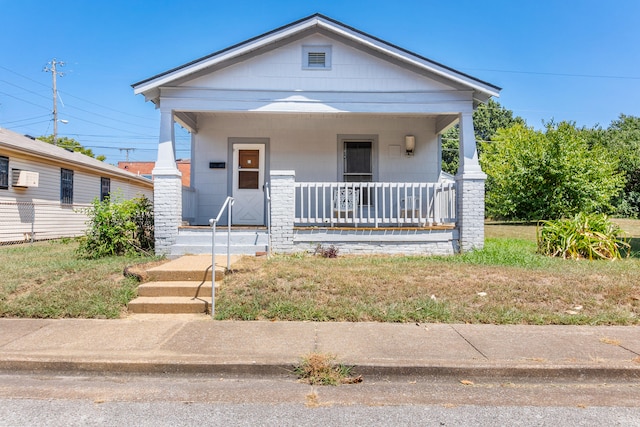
133 14 500 256
0 128 153 243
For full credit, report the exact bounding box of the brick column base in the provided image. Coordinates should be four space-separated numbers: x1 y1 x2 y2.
269 170 295 253
153 173 182 256
456 174 486 252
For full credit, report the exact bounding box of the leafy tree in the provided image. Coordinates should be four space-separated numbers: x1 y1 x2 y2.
441 99 525 174
38 135 106 161
597 115 640 217
473 99 527 143
481 121 624 220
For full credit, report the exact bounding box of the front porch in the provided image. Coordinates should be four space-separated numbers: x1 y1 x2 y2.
267 170 484 256
175 173 480 256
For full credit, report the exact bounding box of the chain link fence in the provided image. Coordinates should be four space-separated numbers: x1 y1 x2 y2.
0 201 92 246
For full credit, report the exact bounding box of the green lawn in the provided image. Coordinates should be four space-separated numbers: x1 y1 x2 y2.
1 220 639 324
0 240 159 318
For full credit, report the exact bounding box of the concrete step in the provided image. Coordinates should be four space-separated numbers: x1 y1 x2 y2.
128 296 211 314
145 255 235 282
171 228 269 256
170 244 268 256
128 254 239 315
137 281 214 298
146 268 221 282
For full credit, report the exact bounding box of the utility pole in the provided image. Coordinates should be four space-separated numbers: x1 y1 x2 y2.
119 148 136 162
43 59 64 145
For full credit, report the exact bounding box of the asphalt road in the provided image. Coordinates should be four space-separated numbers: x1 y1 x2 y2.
1 372 639 426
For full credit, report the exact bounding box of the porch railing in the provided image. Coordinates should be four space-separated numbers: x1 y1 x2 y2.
182 186 197 223
294 181 456 227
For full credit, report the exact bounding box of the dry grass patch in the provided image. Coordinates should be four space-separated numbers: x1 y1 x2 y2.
217 239 640 324
295 353 362 386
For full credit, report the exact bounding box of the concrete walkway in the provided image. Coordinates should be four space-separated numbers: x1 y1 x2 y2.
0 317 638 380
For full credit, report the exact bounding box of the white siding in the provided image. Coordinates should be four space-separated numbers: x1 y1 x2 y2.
188 35 453 93
192 113 439 225
0 150 153 243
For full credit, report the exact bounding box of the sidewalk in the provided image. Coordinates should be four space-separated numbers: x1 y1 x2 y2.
0 317 638 380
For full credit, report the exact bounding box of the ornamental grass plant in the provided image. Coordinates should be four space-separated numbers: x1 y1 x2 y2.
537 213 630 260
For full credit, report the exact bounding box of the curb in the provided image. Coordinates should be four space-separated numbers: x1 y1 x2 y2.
2 359 639 381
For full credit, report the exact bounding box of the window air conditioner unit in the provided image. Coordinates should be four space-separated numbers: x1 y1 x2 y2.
12 170 39 188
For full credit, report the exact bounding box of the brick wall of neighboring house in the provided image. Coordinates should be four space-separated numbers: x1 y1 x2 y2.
118 160 191 187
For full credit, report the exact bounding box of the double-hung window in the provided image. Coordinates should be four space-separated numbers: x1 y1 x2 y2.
60 168 74 205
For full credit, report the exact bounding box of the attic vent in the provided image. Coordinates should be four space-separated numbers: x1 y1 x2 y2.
308 52 326 67
302 45 331 70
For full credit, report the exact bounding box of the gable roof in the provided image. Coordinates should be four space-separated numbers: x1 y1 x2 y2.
133 13 500 105
0 127 153 186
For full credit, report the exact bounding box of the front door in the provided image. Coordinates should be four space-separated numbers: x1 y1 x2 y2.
232 143 265 225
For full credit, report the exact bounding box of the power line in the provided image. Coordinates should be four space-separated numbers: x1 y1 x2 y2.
61 91 158 122
1 114 50 125
1 77 156 131
0 79 50 101
465 68 640 80
0 65 156 121
0 90 50 111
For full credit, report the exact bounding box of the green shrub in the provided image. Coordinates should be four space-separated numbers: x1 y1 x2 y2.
536 213 629 260
77 194 154 259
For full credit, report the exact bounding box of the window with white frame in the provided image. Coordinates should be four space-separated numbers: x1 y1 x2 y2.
0 156 8 189
302 45 331 69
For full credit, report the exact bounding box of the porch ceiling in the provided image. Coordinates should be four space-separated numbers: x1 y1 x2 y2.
195 111 444 120
175 110 458 135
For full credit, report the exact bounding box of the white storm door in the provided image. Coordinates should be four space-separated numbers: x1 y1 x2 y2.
232 144 265 225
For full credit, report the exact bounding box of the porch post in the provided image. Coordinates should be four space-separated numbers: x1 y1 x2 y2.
152 109 182 256
455 111 486 252
269 170 295 253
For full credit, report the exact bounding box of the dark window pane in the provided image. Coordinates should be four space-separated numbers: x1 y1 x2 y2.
0 156 7 189
344 142 371 174
238 171 259 189
100 177 110 201
60 168 74 204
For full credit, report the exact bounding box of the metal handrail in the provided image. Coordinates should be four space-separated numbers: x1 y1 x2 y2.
208 196 234 319
265 181 271 257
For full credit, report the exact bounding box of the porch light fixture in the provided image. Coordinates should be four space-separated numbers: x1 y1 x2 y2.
405 135 415 156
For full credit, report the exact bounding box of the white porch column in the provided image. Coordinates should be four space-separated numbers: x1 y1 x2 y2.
152 109 182 255
269 170 295 253
455 112 486 252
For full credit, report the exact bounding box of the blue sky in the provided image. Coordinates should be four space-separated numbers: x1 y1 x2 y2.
1 0 639 164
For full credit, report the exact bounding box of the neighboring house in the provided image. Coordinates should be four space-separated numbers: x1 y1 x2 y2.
0 128 154 243
132 14 500 256
118 160 191 187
